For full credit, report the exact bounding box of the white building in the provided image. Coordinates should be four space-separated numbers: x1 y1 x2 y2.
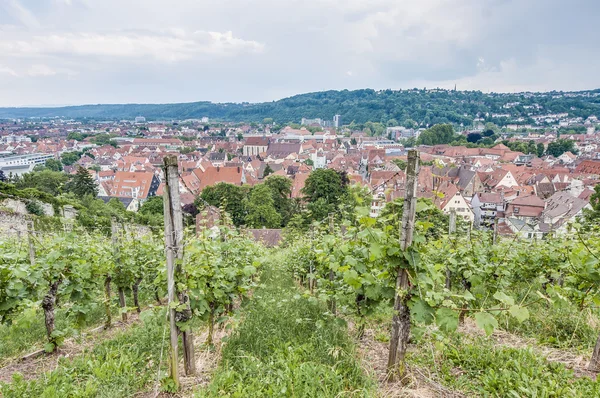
333 115 341 128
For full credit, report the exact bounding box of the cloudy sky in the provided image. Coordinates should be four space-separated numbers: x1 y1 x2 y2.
0 0 598 107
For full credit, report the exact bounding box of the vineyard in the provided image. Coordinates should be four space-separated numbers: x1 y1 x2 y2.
1 157 600 396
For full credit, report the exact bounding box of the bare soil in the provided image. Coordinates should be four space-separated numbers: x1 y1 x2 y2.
356 327 467 398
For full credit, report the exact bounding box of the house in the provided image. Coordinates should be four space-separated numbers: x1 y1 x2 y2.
558 151 577 164
208 152 227 167
480 168 519 190
471 192 504 227
505 195 546 220
243 137 269 157
540 191 592 234
267 143 302 159
576 160 600 176
110 171 160 202
191 165 247 192
436 182 474 223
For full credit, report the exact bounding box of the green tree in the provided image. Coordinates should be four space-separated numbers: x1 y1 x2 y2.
16 170 68 196
196 183 249 226
417 124 456 146
403 119 418 129
302 169 349 221
536 143 545 157
44 159 63 172
245 184 282 228
264 175 294 226
387 118 398 127
263 164 274 178
546 139 578 157
67 166 98 198
392 159 407 170
25 200 45 216
61 151 82 166
263 118 274 125
67 132 86 141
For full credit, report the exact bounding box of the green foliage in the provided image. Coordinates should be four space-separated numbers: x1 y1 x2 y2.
198 265 373 397
197 183 249 227
409 335 600 397
60 151 81 166
0 308 167 397
245 184 282 228
1 89 600 127
25 200 44 216
263 164 274 178
264 175 294 226
392 158 406 170
66 166 98 198
0 181 64 215
417 124 457 146
302 169 347 207
546 139 579 157
44 159 63 172
14 170 69 196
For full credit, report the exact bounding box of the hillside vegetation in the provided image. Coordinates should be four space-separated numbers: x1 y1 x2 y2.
1 88 599 125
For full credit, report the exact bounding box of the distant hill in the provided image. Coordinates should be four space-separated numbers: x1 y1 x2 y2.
1 88 599 126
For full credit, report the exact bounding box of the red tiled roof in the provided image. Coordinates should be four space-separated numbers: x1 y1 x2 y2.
192 165 245 191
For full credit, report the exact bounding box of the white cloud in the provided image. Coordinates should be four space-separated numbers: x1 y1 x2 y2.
27 64 57 77
0 30 265 62
0 0 598 106
0 65 18 76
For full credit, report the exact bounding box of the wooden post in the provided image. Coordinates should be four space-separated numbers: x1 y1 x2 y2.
328 213 336 315
387 149 419 382
446 210 456 290
112 218 127 322
27 220 35 266
163 157 180 389
164 155 196 378
589 333 600 372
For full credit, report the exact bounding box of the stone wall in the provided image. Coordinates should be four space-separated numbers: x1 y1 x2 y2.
0 211 28 237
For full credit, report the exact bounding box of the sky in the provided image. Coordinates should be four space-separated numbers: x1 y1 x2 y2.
0 0 599 107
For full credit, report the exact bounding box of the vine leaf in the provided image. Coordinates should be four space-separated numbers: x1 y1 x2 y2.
474 312 497 336
435 308 458 333
509 305 529 323
493 291 515 306
410 298 434 325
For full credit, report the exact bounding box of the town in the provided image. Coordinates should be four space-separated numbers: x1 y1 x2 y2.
1 103 599 240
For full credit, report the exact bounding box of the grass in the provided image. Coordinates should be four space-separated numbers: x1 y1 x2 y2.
0 290 159 362
196 266 375 397
0 307 168 398
499 302 598 350
408 334 600 397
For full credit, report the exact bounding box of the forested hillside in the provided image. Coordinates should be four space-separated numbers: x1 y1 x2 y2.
1 88 599 125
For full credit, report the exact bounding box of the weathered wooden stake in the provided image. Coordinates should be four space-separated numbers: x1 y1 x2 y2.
589 333 600 372
163 156 180 389
112 218 127 322
446 210 456 290
164 155 196 377
387 149 419 382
